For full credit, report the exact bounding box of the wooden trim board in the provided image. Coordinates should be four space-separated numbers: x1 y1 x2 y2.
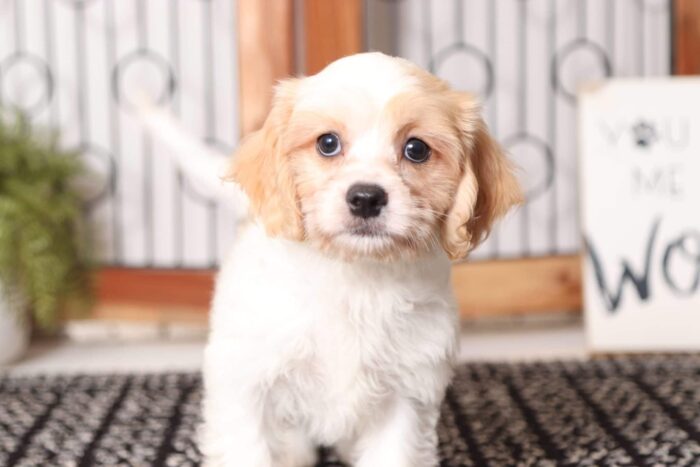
94 268 213 323
96 267 214 314
452 255 582 317
93 256 582 322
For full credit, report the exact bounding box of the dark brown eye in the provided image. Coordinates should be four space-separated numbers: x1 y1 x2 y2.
316 133 341 157
403 138 431 163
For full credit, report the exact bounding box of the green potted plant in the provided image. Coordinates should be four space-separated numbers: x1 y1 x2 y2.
0 114 91 364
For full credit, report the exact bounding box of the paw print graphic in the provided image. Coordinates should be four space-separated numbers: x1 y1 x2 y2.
632 121 657 149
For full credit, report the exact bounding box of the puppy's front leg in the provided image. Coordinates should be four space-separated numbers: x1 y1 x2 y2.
200 342 273 467
354 397 440 467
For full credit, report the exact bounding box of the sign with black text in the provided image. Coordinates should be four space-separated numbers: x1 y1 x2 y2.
580 78 700 352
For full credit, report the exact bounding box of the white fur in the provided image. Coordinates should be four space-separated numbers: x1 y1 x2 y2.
202 53 463 467
137 104 249 216
202 223 458 467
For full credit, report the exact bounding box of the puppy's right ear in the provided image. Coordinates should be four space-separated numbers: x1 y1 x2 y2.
465 116 523 250
441 93 522 259
228 79 304 240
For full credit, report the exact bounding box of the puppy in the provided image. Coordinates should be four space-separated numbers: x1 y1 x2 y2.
201 52 521 467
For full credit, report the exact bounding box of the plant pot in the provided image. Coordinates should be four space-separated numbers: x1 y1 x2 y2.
0 284 29 366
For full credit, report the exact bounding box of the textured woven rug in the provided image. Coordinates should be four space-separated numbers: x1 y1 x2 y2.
2 356 700 466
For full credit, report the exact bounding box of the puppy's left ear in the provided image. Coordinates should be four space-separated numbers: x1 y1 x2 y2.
441 94 523 260
228 79 304 240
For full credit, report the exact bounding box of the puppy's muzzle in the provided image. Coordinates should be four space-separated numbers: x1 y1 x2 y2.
346 183 388 219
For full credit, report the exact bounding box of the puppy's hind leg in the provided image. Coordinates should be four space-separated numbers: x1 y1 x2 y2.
352 397 440 467
269 427 317 467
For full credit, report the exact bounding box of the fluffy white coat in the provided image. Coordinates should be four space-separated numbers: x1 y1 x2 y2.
202 222 457 467
201 52 521 467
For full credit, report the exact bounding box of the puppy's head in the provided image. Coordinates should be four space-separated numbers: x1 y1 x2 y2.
231 52 522 261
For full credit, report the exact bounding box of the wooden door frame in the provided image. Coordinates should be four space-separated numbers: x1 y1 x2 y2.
675 0 700 75
94 0 699 322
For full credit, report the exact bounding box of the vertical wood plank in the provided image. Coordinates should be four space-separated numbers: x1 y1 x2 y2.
237 0 295 136
303 0 363 75
674 0 700 74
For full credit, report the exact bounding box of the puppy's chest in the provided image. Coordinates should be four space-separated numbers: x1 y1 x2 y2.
261 255 455 440
269 308 404 441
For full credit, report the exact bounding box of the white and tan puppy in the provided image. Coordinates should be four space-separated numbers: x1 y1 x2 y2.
202 52 521 467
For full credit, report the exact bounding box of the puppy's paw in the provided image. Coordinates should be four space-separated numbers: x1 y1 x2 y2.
201 451 272 467
199 431 273 467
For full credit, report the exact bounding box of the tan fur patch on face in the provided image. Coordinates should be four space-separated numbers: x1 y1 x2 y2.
229 79 305 241
231 53 521 261
286 82 472 261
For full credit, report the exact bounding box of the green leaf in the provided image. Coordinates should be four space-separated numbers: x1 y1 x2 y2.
0 110 93 331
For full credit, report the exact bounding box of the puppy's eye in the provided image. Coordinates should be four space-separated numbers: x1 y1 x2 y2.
316 133 342 157
403 138 431 163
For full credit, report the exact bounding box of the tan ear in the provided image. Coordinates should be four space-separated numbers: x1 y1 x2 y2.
442 98 523 260
229 79 304 240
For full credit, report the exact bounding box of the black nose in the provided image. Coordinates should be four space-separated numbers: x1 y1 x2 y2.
346 183 388 219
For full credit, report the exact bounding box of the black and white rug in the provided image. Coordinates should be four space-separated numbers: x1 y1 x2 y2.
2 356 700 466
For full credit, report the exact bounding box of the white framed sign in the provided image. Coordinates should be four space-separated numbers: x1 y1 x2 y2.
579 78 700 353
